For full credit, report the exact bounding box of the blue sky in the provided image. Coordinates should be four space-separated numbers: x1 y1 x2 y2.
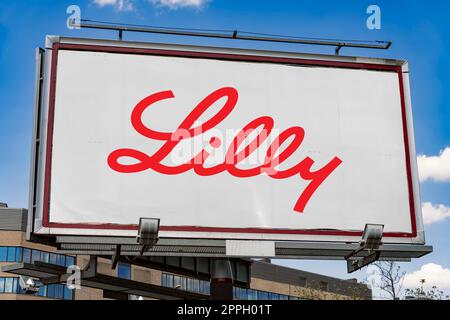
1 0 449 297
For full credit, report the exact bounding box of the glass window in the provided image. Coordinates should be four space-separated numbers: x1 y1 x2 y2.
4 278 14 293
6 247 16 262
258 291 269 300
57 255 66 266
234 287 240 300
186 277 193 292
117 262 131 280
47 284 56 298
162 273 167 287
166 274 174 288
63 285 73 300
180 276 187 290
31 250 41 263
236 287 246 300
53 284 60 299
41 252 50 264
192 279 199 293
57 284 64 299
38 285 47 297
0 247 7 261
22 248 31 263
15 248 22 262
200 280 206 293
233 287 240 300
0 278 4 293
240 288 246 300
50 253 58 265
66 256 75 267
173 275 182 289
248 289 257 300
13 278 18 293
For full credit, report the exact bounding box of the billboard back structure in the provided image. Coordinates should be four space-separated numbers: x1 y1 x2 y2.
29 36 425 245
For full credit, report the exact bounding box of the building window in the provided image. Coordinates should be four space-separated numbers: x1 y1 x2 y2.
160 272 301 300
47 283 56 298
117 262 131 280
173 275 182 289
57 254 66 267
66 256 76 267
0 277 73 300
22 248 31 263
41 252 50 264
38 285 47 297
200 280 210 295
63 285 73 300
0 247 6 261
161 273 168 288
49 253 58 265
3 277 15 293
192 279 200 293
6 247 17 262
31 250 41 263
258 290 269 300
0 247 74 270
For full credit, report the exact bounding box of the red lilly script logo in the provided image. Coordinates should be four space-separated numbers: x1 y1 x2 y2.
107 87 342 213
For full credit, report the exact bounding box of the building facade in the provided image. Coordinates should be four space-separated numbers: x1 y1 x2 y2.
0 206 371 300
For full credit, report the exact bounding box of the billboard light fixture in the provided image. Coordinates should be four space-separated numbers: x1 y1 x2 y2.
137 218 160 255
345 224 384 273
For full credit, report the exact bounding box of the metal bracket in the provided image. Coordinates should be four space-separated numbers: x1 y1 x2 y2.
82 255 98 278
347 251 381 273
345 224 384 273
335 45 343 55
111 245 122 269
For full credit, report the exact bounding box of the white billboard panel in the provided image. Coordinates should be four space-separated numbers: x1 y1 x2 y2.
31 37 424 243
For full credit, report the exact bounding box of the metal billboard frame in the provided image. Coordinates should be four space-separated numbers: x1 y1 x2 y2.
26 35 431 264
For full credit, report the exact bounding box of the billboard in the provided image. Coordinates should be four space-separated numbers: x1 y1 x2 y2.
30 36 424 244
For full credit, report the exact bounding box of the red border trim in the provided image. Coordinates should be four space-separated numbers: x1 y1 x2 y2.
42 43 417 238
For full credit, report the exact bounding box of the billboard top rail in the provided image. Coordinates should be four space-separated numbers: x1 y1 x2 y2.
72 19 392 55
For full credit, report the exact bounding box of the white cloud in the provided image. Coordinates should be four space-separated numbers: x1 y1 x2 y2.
149 0 210 9
422 202 450 225
417 147 450 182
403 263 450 290
92 0 135 11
